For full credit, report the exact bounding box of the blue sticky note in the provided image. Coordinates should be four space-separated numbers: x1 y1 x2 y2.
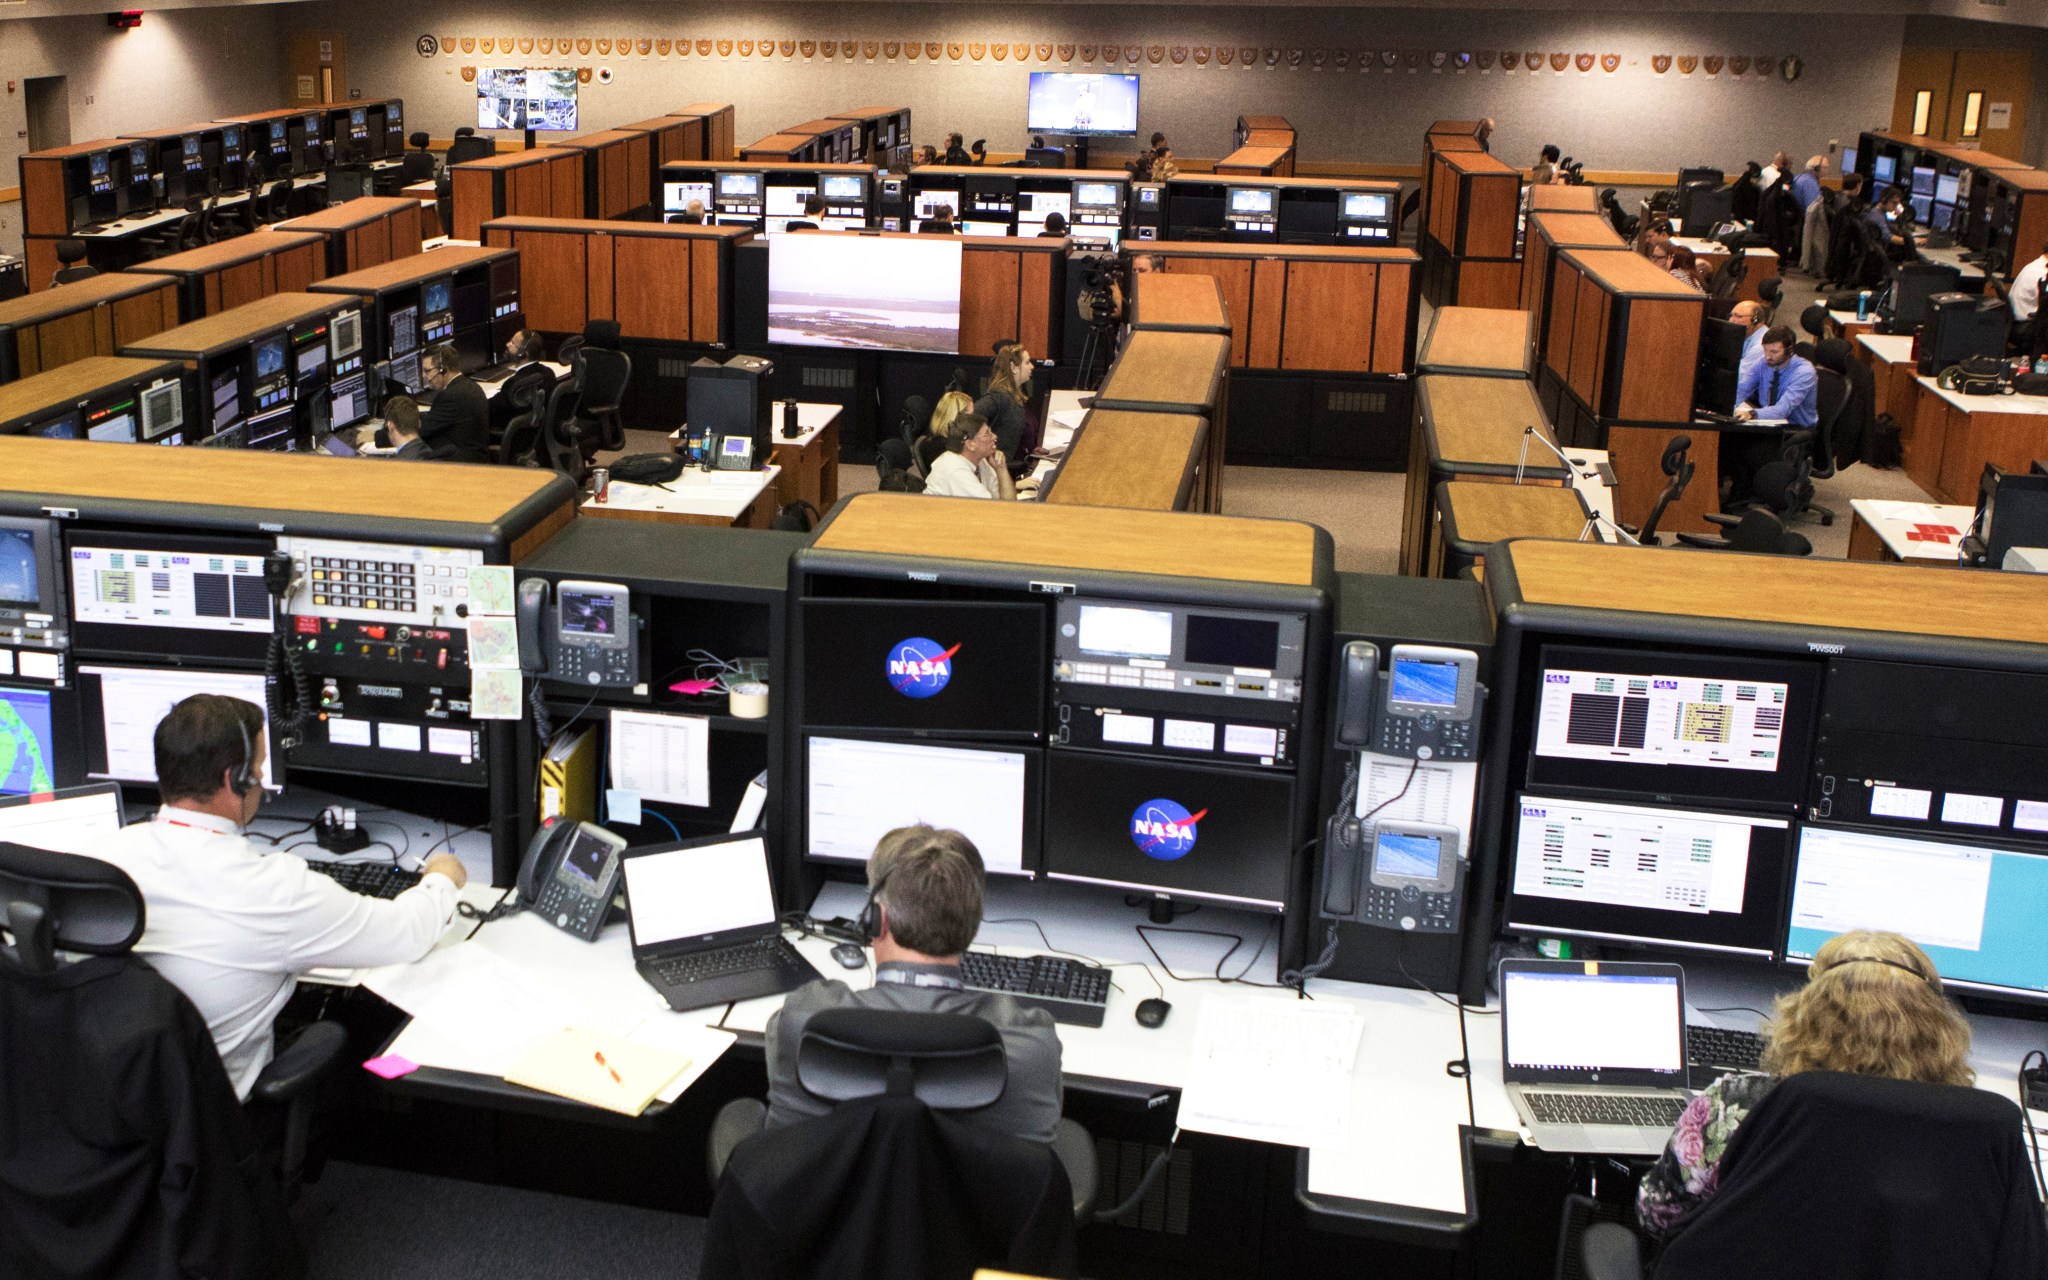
607 789 643 825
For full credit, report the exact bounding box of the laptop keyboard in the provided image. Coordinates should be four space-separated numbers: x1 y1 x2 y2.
1523 1092 1688 1129
647 936 801 985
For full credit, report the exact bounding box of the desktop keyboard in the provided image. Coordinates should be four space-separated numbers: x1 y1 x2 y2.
959 951 1112 1028
1523 1092 1689 1128
1687 1024 1766 1087
306 860 423 899
647 936 806 985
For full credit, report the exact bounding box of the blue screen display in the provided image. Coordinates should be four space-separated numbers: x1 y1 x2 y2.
1374 831 1442 880
0 687 56 795
1786 826 2048 998
1391 658 1461 707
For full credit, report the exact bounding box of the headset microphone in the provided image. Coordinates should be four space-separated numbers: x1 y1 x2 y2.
228 716 258 798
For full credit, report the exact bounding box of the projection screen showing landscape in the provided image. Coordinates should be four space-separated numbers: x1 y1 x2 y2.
768 234 963 354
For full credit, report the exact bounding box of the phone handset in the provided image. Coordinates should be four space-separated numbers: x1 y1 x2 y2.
263 549 315 749
516 577 551 675
516 817 627 942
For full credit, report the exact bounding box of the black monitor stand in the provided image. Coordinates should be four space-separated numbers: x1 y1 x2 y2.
1069 135 1089 170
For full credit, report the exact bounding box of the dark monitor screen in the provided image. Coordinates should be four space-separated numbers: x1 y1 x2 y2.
1042 753 1294 909
30 413 80 441
1504 794 1795 958
800 599 1048 738
1890 263 1963 330
1786 826 2048 1004
245 406 295 450
1524 644 1822 808
1695 317 1748 414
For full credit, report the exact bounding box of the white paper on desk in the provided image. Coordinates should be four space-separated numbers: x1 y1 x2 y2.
362 943 589 1058
621 1017 740 1103
1177 997 1365 1151
1051 408 1089 432
1355 753 1479 828
609 709 711 807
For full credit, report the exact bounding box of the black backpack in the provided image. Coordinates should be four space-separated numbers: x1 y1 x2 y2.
1864 413 1903 470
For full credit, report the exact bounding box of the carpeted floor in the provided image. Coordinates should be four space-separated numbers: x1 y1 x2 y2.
300 1161 705 1280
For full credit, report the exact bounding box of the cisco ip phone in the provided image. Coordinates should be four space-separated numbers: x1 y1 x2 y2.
1321 641 1483 932
517 816 628 941
516 578 641 689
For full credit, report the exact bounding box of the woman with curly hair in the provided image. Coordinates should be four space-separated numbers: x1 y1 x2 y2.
1636 930 1973 1237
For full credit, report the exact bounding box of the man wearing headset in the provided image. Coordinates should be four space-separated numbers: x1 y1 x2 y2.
88 695 468 1099
762 824 1063 1143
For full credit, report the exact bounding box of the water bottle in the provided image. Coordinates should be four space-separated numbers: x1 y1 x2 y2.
1856 290 1871 321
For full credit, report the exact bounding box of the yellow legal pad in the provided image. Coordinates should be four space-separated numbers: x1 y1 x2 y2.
504 1027 690 1116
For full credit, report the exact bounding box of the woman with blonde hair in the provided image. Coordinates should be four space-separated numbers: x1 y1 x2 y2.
1637 930 1973 1236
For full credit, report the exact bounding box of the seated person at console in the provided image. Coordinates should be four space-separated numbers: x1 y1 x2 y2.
668 199 706 225
1730 301 1772 378
923 412 1017 500
1733 326 1816 427
785 194 825 232
380 394 430 460
86 695 467 1098
1039 212 1069 238
918 203 958 234
975 342 1037 465
1637 931 1973 1238
764 825 1060 1143
418 342 490 463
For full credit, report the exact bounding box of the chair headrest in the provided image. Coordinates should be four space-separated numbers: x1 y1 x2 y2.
797 1007 1007 1111
0 842 144 973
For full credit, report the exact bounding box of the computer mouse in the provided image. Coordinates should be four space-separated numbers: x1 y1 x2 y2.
1135 997 1172 1029
831 942 867 970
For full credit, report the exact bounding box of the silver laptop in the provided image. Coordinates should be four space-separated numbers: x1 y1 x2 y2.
1499 958 1693 1156
0 782 126 853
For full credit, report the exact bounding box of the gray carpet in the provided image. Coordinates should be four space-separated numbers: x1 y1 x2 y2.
300 1161 704 1280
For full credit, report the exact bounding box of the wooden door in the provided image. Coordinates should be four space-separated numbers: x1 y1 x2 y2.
1951 49 2031 158
285 33 346 106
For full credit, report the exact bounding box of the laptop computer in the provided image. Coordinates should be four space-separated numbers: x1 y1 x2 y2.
0 782 125 852
621 832 821 1012
1499 958 1694 1156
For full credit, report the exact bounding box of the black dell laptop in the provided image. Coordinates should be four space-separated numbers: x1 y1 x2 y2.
620 832 820 1012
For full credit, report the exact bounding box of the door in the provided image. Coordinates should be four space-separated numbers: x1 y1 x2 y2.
23 77 70 152
1892 46 1953 138
1951 49 2031 159
285 33 346 105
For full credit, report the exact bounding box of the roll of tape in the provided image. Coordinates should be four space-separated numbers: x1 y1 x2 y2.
729 681 770 719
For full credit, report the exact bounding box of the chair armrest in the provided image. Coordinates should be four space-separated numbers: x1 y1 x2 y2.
1703 512 1741 529
251 1021 348 1105
1673 533 1729 549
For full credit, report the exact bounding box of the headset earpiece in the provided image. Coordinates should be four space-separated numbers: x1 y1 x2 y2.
857 861 897 944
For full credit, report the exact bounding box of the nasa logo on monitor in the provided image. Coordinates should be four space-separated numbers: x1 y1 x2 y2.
887 637 958 699
1131 799 1205 861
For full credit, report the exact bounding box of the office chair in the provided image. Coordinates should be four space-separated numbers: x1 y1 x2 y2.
1676 459 1813 556
899 394 933 454
553 334 587 374
1399 188 1422 238
1581 1071 2048 1280
535 381 587 481
706 1008 1099 1227
446 134 495 166
1794 347 1860 525
196 191 222 246
434 175 453 239
1625 435 1695 546
0 842 346 1277
1600 189 1639 241
142 207 202 258
1704 252 1747 301
876 438 927 492
570 346 631 454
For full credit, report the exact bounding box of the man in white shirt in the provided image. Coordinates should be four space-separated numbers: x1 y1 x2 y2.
923 412 1016 500
88 695 467 1099
2009 241 2048 327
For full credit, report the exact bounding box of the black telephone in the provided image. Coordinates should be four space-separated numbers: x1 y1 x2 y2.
517 817 628 941
516 577 640 688
1320 640 1478 931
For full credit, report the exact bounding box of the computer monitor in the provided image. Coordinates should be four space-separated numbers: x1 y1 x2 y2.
1227 188 1276 215
387 304 420 358
800 599 1048 738
64 529 275 661
1523 644 1821 808
250 334 291 412
328 371 370 430
77 664 280 792
0 516 63 638
1909 194 1933 226
1025 72 1140 137
81 400 138 444
765 186 812 219
293 335 328 384
1695 317 1748 415
1910 165 1937 198
1840 146 1857 179
716 172 761 199
1074 182 1119 210
961 221 1011 237
1888 262 1963 330
421 279 454 344
209 366 241 432
138 377 184 443
0 782 122 844
914 189 962 222
1504 794 1794 957
245 405 296 451
1786 826 2048 1004
1342 192 1391 220
330 308 363 361
28 412 79 441
382 351 423 395
1018 191 1071 222
1936 172 1961 206
1678 182 1735 238
804 735 1037 875
1041 753 1294 909
0 686 59 795
664 181 713 216
819 174 864 202
1873 153 1897 186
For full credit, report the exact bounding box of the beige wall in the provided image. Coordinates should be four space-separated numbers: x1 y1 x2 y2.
2 6 286 255
284 1 1904 176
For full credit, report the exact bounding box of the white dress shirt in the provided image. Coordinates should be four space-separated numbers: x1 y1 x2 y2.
923 449 1001 499
88 806 460 1098
2011 256 2048 323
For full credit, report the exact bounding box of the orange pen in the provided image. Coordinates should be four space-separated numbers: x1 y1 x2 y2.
595 1050 622 1084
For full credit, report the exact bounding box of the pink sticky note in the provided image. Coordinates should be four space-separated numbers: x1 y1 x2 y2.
670 678 719 696
362 1054 421 1080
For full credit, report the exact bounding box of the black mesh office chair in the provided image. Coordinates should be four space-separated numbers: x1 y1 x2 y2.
1704 252 1748 301
1579 1072 2048 1280
446 134 495 166
535 381 587 480
570 346 631 455
1625 435 1695 546
706 1008 1098 1227
0 842 346 1276
1676 458 1813 556
876 438 927 492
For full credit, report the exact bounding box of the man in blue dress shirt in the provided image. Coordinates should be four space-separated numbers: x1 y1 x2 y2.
1735 326 1818 426
1731 301 1772 380
1791 157 1826 213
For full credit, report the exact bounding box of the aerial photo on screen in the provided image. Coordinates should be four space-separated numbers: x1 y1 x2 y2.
477 68 580 132
768 235 962 354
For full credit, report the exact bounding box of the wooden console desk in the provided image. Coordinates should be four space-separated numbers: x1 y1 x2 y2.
279 196 425 276
1042 408 1208 512
0 272 180 382
481 217 748 343
123 229 327 320
1416 306 1533 379
449 149 585 242
1401 374 1567 576
1093 328 1232 513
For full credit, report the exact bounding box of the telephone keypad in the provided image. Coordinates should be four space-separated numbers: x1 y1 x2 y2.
554 645 634 687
